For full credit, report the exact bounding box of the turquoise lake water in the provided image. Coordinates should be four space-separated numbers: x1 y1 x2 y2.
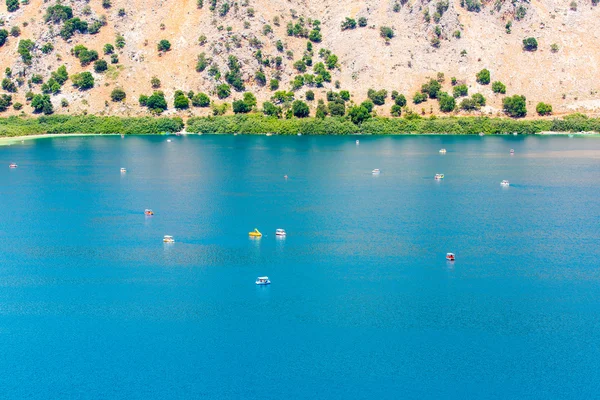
1 135 599 399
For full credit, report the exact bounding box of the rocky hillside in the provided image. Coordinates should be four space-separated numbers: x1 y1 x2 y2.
1 0 599 119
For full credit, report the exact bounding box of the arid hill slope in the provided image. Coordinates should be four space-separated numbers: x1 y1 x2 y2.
1 0 599 118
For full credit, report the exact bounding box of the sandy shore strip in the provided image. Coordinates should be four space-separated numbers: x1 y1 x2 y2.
0 133 118 146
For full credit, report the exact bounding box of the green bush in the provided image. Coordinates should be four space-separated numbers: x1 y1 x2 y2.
216 84 231 99
255 70 266 86
52 65 69 85
413 92 427 104
476 68 490 85
44 4 73 23
394 94 407 107
536 102 552 116
380 26 394 39
174 91 190 110
60 18 88 40
192 93 210 107
71 72 94 90
18 39 35 64
367 89 387 105
41 43 54 54
503 95 527 118
196 53 208 72
453 84 468 98
292 100 310 117
462 0 481 12
421 79 442 99
438 92 456 112
0 29 8 47
158 39 171 52
6 0 19 12
358 17 367 27
306 90 315 101
262 101 281 117
110 88 126 102
390 105 402 117
93 59 108 73
31 94 53 114
472 93 486 107
31 74 43 84
0 94 13 112
348 105 371 124
72 45 98 66
341 17 357 30
269 79 279 91
523 37 538 51
2 78 16 92
492 81 506 94
116 35 126 48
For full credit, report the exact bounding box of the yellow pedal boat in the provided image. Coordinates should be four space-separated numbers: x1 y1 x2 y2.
248 229 262 237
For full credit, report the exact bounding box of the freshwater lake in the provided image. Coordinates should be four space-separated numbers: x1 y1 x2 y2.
1 135 599 399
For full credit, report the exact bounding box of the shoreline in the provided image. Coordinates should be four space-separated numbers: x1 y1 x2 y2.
0 133 115 146
3 114 600 137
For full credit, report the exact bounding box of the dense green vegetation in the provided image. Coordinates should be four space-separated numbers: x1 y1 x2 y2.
3 115 600 137
0 115 184 136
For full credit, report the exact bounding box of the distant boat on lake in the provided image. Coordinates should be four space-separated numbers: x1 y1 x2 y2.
372 169 380 175
163 235 174 243
446 253 455 261
120 167 126 173
439 148 447 154
256 276 271 285
9 163 17 168
249 229 262 237
501 180 510 186
435 173 444 180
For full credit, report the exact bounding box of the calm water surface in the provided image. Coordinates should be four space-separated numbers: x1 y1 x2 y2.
1 135 599 399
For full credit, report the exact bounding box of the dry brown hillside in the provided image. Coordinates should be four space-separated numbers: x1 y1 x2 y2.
1 0 599 119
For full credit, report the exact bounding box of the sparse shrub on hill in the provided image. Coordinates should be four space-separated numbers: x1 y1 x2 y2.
111 54 119 64
71 72 94 90
6 0 19 12
272 91 294 104
315 100 328 118
492 81 506 94
233 92 257 114
394 94 407 107
292 100 310 118
216 83 231 99
10 26 21 37
341 17 357 30
421 79 442 99
263 101 282 117
192 93 210 107
391 105 402 117
413 92 427 104
348 104 371 124
72 45 98 66
255 70 266 86
472 93 486 107
367 89 387 105
31 74 43 84
158 39 171 52
0 94 13 112
174 90 190 110
380 26 394 40
0 29 8 47
51 65 69 85
2 78 16 93
151 76 161 89
515 5 527 20
306 90 315 101
110 88 126 102
476 68 490 84
461 0 481 12
18 40 35 64
12 102 22 110
60 18 88 40
140 91 167 114
536 102 552 116
269 79 279 91
116 35 126 48
438 92 455 112
503 95 527 117
358 17 367 27
94 60 108 73
523 37 538 51
104 44 114 54
453 84 468 98
196 53 208 72
31 94 53 114
44 4 73 23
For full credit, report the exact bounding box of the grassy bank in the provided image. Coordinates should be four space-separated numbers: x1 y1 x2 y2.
187 114 600 135
0 115 184 137
2 114 600 137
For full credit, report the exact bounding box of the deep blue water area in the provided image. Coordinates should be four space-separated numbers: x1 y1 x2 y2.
0 135 599 399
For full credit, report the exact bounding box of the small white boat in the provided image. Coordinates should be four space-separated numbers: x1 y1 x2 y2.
501 180 510 186
479 132 484 136
256 276 271 285
446 253 455 261
266 133 273 136
434 173 444 180
372 169 380 175
297 133 302 136
9 163 17 168
439 148 447 154
120 167 126 173
275 229 286 237
163 235 174 243
356 140 359 145
167 139 172 142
